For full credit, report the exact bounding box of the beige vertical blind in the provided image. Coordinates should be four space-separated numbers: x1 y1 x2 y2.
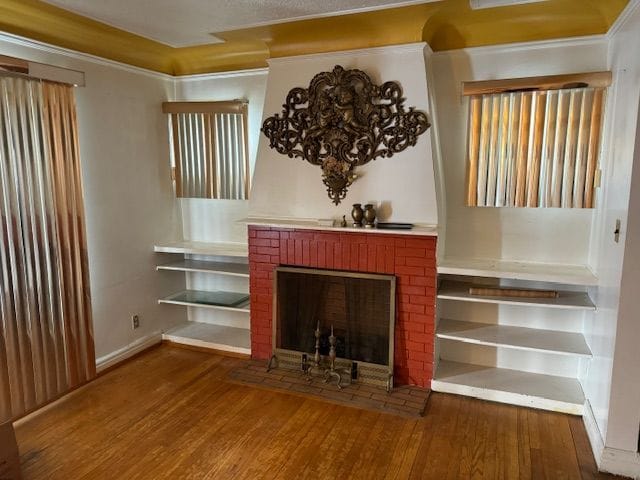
163 101 250 200
464 73 609 208
0 75 95 422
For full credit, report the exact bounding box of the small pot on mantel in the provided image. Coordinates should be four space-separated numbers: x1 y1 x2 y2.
363 204 377 228
351 203 364 227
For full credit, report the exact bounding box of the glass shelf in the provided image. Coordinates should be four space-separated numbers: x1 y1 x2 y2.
159 290 250 311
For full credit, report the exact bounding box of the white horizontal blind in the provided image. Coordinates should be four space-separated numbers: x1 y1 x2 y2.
466 87 605 208
169 111 249 199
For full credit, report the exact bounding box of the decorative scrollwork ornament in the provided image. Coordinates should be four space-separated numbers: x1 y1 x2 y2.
261 65 431 204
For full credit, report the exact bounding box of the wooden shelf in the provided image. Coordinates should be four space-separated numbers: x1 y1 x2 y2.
432 360 584 415
159 290 250 313
437 281 595 310
156 260 249 277
437 257 597 286
436 319 592 357
162 322 251 355
154 240 248 257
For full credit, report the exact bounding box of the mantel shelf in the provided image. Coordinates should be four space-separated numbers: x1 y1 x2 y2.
437 257 597 286
154 240 248 257
437 281 595 310
241 217 438 237
436 319 592 357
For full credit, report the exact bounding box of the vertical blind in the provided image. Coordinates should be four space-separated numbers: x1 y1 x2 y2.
0 75 95 422
163 101 250 200
465 86 606 208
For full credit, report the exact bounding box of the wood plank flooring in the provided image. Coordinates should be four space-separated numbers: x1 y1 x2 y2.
14 345 619 479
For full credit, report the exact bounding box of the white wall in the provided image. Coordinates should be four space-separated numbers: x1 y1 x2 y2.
0 33 186 360
584 0 640 455
175 70 268 244
429 38 608 265
428 31 640 473
249 43 439 226
173 70 267 329
606 97 640 450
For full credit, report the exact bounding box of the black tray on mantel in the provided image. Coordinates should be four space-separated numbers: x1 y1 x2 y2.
375 222 414 230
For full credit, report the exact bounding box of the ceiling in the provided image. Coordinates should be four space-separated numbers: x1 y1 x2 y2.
40 0 436 48
0 0 629 76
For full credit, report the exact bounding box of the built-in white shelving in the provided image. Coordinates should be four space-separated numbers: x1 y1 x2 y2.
437 281 596 310
436 319 592 357
438 257 597 286
155 239 251 356
154 240 248 257
433 261 594 415
162 322 251 356
432 360 584 415
156 260 249 277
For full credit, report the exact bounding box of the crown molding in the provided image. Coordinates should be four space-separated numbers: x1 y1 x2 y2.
606 0 640 39
0 31 173 81
267 42 428 66
175 67 269 82
430 34 607 57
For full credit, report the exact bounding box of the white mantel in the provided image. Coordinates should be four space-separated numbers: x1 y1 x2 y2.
248 43 440 228
242 216 438 236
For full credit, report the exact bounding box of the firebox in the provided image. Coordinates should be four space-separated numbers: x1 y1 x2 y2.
271 266 396 390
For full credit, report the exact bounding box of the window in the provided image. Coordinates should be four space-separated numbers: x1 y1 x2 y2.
163 101 250 199
464 72 611 208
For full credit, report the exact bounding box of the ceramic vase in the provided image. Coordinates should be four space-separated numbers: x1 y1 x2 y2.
363 204 376 228
351 203 364 227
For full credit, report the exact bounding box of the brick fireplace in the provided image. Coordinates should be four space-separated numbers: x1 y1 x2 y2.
248 225 437 388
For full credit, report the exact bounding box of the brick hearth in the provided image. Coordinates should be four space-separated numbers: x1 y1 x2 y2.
248 226 437 388
228 360 430 417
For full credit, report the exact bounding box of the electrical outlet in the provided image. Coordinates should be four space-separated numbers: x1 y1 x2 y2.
132 315 140 329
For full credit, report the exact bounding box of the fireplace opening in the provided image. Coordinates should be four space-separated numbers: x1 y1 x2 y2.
272 266 396 388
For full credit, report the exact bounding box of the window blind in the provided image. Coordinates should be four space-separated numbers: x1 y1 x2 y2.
163 101 249 200
465 84 606 208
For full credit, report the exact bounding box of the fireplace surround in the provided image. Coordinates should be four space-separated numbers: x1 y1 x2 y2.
272 266 396 389
248 224 437 388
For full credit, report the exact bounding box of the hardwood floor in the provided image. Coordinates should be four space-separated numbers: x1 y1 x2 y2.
14 345 619 479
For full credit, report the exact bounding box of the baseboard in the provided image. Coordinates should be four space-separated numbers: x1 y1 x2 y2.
600 448 640 479
162 340 250 359
13 332 163 427
583 400 640 479
583 400 605 468
0 421 20 479
96 332 162 373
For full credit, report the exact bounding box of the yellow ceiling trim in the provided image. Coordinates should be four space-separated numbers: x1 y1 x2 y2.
0 0 629 76
169 41 270 76
211 4 437 60
0 0 173 73
422 0 628 51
